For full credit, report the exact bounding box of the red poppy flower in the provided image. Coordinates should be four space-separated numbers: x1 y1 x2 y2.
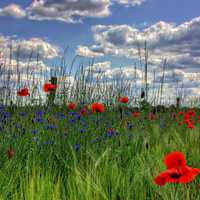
132 112 140 118
154 151 200 187
7 148 15 159
17 88 30 96
43 83 57 93
91 103 105 113
186 122 195 129
67 103 76 110
119 97 129 103
154 166 200 186
186 110 195 117
164 151 186 169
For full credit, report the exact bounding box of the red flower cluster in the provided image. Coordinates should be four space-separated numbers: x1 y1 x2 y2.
154 151 200 186
184 110 195 129
43 83 57 93
176 110 196 128
17 88 30 96
67 103 76 110
119 96 129 103
91 103 105 113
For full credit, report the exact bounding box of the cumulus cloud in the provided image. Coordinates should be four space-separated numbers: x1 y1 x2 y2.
78 17 200 73
26 0 111 23
0 35 59 60
76 45 104 57
0 0 146 23
0 4 26 18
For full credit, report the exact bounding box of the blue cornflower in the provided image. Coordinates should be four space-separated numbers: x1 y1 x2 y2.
45 124 56 130
106 128 117 137
3 112 11 119
35 111 44 116
69 119 76 124
76 114 81 120
79 129 85 134
69 111 77 116
15 123 22 129
75 143 81 151
35 118 43 123
0 104 5 111
128 123 134 129
32 129 39 135
56 113 66 119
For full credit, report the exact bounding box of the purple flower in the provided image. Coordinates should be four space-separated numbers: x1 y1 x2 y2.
75 143 81 151
32 129 39 135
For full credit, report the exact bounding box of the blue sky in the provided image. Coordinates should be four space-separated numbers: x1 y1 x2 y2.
0 0 200 104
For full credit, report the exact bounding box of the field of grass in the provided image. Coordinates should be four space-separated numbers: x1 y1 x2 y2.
0 102 200 200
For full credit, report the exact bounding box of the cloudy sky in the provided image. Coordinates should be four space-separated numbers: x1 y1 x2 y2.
1 0 200 105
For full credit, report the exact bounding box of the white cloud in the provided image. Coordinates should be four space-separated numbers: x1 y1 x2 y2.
26 0 111 23
114 0 146 6
86 61 111 72
76 45 104 57
0 4 26 18
0 35 59 60
78 17 200 71
0 0 146 23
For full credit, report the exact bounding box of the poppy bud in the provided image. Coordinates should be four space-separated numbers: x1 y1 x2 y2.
7 148 15 159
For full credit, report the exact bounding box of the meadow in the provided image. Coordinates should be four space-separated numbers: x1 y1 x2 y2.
0 100 200 200
0 50 200 200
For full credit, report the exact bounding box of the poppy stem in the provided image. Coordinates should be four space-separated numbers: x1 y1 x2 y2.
174 180 179 200
119 106 123 121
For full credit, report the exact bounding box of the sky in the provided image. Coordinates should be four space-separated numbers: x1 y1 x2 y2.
0 0 200 105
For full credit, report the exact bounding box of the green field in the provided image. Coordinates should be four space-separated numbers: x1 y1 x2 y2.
0 103 200 200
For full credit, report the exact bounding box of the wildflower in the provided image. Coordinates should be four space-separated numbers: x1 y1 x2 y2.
80 107 88 116
67 103 76 110
132 111 140 118
35 111 44 116
106 128 117 137
187 122 195 129
69 111 77 116
7 148 15 159
17 87 30 96
75 143 81 151
32 129 39 135
128 123 134 129
43 83 57 93
45 124 56 130
91 103 105 113
119 96 129 103
154 151 200 186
